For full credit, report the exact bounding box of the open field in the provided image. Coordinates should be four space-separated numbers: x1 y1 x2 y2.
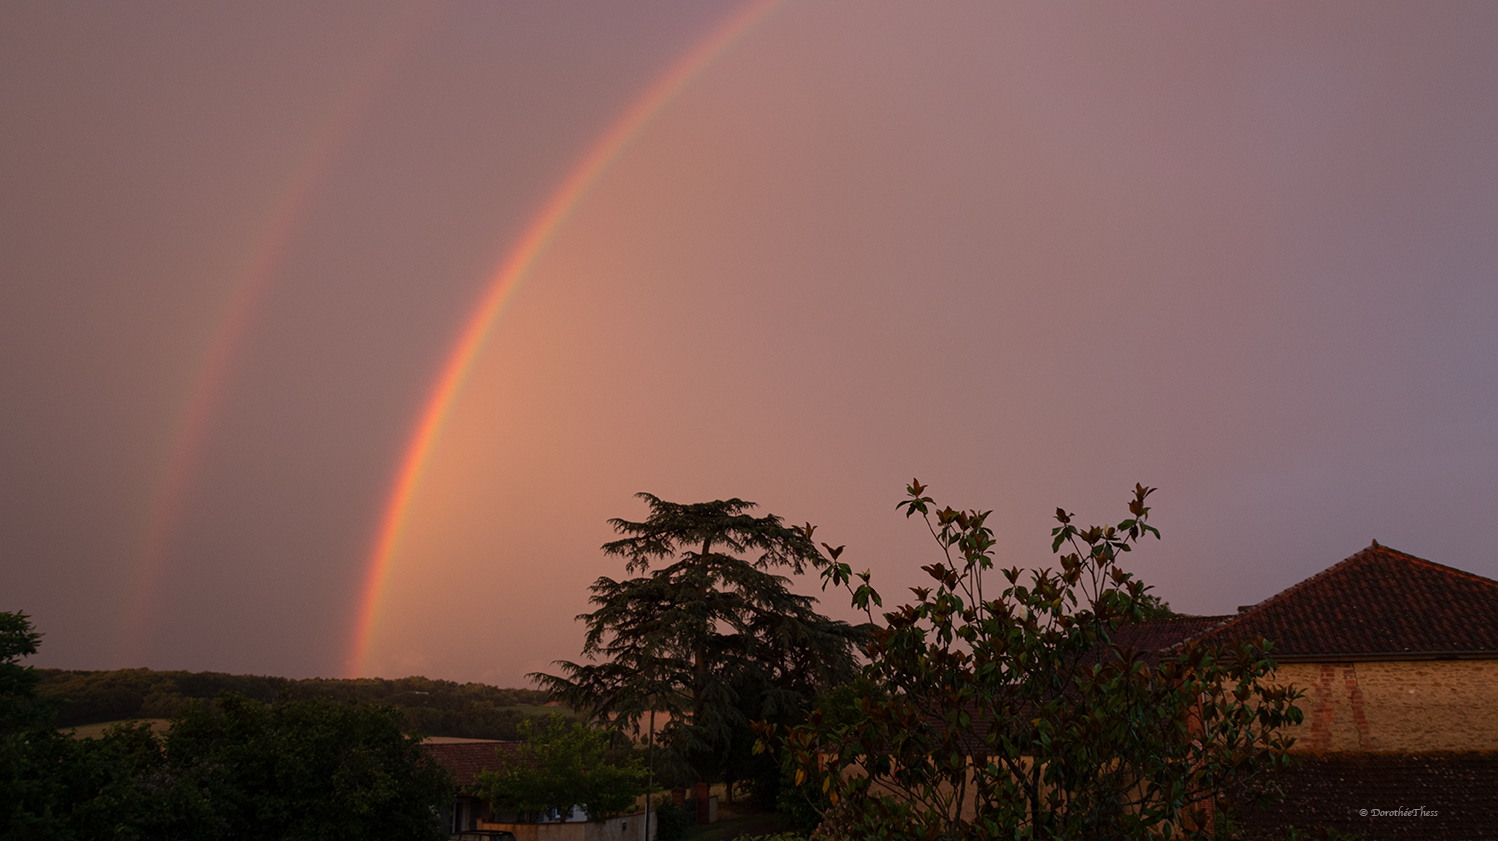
503 703 573 718
62 719 171 739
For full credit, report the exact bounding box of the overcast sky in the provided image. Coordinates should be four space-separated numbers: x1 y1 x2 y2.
4 1 1496 686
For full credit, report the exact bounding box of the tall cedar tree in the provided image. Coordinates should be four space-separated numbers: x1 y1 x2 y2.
533 495 865 790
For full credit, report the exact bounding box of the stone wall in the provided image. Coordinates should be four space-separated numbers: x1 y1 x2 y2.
1271 659 1498 751
477 811 656 841
1237 751 1498 840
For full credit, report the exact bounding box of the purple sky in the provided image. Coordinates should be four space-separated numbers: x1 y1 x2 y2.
4 2 1496 686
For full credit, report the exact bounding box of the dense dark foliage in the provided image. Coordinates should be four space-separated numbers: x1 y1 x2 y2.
157 694 454 841
763 482 1304 840
37 668 552 738
3 613 455 841
471 714 650 822
649 802 692 841
2 612 73 839
0 613 51 730
533 495 866 791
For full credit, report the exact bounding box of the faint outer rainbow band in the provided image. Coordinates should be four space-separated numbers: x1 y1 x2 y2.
348 0 787 677
122 0 442 667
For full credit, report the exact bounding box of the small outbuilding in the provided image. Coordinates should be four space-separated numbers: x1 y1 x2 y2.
423 737 518 835
423 737 658 841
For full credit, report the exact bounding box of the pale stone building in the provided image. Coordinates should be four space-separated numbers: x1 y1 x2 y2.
1141 543 1498 839
1193 542 1498 753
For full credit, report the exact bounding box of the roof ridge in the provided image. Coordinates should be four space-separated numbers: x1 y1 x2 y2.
1201 542 1497 632
1377 544 1498 592
1129 614 1234 623
1180 545 1390 650
1238 543 1375 615
1182 542 1498 657
1178 546 1373 646
1176 614 1238 649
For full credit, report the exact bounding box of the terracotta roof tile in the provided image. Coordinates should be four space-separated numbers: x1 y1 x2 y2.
1112 614 1233 655
422 739 519 788
1192 543 1498 660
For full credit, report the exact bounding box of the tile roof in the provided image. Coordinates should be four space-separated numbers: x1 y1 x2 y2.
1192 543 1498 660
422 739 519 788
1112 614 1232 655
1237 751 1498 840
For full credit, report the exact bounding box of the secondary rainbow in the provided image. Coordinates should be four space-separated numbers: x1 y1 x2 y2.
348 0 786 677
122 2 441 665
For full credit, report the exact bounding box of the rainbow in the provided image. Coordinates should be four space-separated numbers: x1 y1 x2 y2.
348 0 787 677
121 1 442 666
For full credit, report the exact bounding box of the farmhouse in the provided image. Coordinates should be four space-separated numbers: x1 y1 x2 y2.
1133 543 1498 838
1202 542 1498 752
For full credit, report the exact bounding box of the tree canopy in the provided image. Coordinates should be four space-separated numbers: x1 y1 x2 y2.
36 667 550 736
160 694 454 841
0 611 455 841
0 611 48 733
533 494 866 788
471 715 649 822
764 482 1303 840
2 611 74 840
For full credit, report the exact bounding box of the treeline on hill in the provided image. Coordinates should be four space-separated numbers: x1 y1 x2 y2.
36 668 556 739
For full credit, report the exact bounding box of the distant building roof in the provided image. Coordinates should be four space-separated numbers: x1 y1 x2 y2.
1195 543 1498 660
422 739 518 788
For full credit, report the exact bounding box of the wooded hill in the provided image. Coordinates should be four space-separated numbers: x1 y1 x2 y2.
36 668 557 740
